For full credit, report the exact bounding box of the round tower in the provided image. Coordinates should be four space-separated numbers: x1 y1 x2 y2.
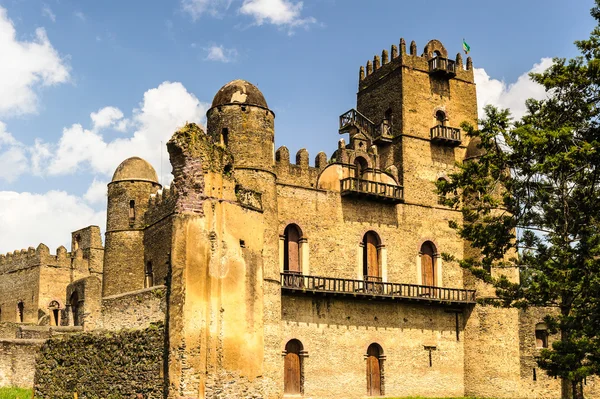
102 157 161 297
206 80 281 390
207 79 275 172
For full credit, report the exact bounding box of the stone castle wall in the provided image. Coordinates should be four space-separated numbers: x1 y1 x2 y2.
0 339 44 389
101 285 166 331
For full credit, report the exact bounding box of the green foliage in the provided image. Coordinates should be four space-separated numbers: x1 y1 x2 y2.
34 322 165 399
0 387 32 399
437 2 600 398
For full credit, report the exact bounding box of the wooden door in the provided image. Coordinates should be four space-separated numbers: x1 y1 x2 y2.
366 354 381 396
286 226 301 273
421 243 435 287
365 233 379 278
284 351 301 394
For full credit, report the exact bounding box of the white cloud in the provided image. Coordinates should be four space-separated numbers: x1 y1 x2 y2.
0 122 28 182
74 11 86 21
475 58 552 120
181 0 232 19
0 190 106 254
205 45 238 63
0 6 70 117
83 178 108 205
90 106 127 131
43 81 208 182
239 0 316 30
42 4 56 22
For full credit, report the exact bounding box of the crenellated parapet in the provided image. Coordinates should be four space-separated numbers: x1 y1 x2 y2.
359 38 475 90
275 146 328 188
0 242 95 275
145 185 178 226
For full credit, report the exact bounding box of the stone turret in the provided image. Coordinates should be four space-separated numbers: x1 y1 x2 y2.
102 157 161 297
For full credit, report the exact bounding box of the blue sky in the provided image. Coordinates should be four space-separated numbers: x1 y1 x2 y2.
0 0 596 252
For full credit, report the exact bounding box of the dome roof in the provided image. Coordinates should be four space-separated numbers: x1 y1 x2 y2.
211 79 268 109
111 157 159 183
465 137 486 160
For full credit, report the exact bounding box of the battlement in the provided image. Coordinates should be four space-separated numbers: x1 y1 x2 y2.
275 146 328 188
358 38 474 91
0 243 84 275
145 185 178 225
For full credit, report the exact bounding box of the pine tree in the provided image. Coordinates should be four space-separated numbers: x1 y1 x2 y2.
438 2 600 398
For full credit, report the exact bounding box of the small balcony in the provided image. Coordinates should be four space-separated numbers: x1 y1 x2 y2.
430 125 461 146
428 57 456 77
373 121 393 144
281 273 476 306
340 178 404 203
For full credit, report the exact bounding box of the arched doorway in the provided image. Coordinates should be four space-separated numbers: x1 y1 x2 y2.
284 339 303 394
284 224 302 274
48 300 61 326
366 343 383 396
362 231 381 281
354 156 368 179
421 241 436 287
70 291 80 326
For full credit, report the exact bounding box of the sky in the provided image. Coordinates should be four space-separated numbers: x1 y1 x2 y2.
0 0 596 253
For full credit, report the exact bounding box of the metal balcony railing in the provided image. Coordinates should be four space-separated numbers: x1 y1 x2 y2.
430 125 461 146
281 273 476 306
340 178 404 203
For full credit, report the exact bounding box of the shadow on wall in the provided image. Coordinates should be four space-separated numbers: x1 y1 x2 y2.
281 296 466 334
341 198 399 227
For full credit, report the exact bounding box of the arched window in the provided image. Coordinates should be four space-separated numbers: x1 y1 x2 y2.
355 156 368 179
145 261 154 288
362 232 381 281
366 343 384 396
70 292 80 327
48 300 61 327
17 301 24 323
433 50 442 58
284 339 303 394
435 110 446 126
420 241 436 287
535 323 548 348
284 224 302 274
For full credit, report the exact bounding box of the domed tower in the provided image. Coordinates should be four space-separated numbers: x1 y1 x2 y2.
205 79 278 279
206 79 275 171
102 157 161 297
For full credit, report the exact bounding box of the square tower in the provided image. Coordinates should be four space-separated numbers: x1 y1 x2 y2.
354 38 477 206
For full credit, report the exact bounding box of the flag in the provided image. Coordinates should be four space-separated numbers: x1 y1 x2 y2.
462 39 470 55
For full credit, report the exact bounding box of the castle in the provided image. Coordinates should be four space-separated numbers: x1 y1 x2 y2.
0 38 596 399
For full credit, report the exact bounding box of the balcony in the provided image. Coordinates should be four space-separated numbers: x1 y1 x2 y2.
340 178 404 203
430 125 461 146
373 121 393 144
281 273 476 306
428 57 456 77
339 109 376 137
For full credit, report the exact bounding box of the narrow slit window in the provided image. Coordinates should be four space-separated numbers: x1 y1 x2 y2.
145 261 154 288
17 301 24 323
221 128 229 146
129 200 136 221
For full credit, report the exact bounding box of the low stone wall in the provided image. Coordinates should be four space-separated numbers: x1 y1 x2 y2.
0 338 44 388
101 285 166 331
34 322 165 399
17 325 83 339
0 322 21 339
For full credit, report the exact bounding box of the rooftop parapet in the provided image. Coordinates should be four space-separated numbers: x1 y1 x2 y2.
358 38 475 89
0 243 86 274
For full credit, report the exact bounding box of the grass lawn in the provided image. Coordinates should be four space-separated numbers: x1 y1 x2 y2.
0 387 32 399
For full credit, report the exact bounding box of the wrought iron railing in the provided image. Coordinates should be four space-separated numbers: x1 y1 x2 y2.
430 125 461 145
428 57 457 75
281 273 476 304
339 109 376 137
340 178 403 202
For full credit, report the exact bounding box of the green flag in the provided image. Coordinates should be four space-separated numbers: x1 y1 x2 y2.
462 39 470 54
